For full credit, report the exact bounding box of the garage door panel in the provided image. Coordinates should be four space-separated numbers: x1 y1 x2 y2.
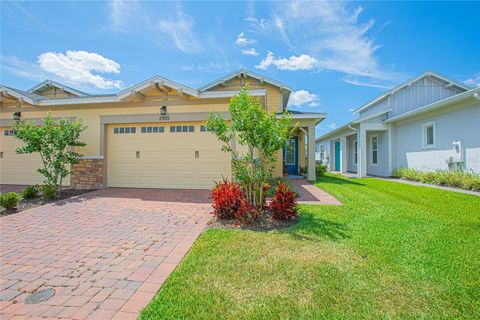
107 122 230 189
1 130 70 186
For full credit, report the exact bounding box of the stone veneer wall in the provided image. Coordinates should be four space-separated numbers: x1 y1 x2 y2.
70 157 104 190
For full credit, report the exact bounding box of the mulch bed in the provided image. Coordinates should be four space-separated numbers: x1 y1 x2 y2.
1 189 94 217
208 213 298 232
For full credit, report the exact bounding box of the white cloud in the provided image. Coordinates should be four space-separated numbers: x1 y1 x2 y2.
235 32 256 46
1 55 49 82
289 90 320 107
37 50 122 89
464 72 480 87
349 108 355 112
108 1 202 54
157 10 203 54
255 52 318 71
343 76 393 89
241 48 259 56
267 1 397 81
328 122 338 129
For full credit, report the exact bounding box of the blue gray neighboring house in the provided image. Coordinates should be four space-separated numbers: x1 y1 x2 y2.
315 71 480 177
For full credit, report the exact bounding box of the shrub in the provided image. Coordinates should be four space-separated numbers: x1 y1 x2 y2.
211 180 245 220
22 185 40 199
42 184 57 200
269 182 298 221
267 177 298 197
0 192 20 209
393 168 480 192
235 199 262 224
315 163 327 178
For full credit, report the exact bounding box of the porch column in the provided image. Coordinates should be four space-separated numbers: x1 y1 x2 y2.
307 124 316 181
388 123 394 176
358 128 367 177
340 136 347 173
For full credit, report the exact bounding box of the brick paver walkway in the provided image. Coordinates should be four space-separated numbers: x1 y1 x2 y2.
0 188 211 319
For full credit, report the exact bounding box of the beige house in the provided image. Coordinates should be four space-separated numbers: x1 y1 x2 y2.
0 69 325 189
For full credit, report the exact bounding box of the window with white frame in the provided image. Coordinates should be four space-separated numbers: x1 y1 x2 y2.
354 140 358 165
370 135 378 165
320 145 325 161
422 121 435 148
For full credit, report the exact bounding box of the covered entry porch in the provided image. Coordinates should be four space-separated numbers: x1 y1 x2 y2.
280 111 326 181
329 123 391 177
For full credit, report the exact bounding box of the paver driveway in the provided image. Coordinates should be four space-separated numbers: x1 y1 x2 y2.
0 188 211 319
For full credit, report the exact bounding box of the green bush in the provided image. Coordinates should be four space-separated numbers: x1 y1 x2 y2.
315 163 327 178
267 177 298 197
393 168 480 192
42 185 57 200
22 185 40 199
0 192 21 209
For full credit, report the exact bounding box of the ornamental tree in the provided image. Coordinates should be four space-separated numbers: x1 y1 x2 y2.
206 87 293 208
13 114 87 195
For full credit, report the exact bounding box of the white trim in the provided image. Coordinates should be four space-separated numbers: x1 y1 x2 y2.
0 87 36 105
28 80 89 97
422 121 436 149
117 76 198 99
199 68 292 92
352 108 391 124
353 139 358 165
370 134 379 166
79 156 104 160
198 89 266 99
352 71 470 114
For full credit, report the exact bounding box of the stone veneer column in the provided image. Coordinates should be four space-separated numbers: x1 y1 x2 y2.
70 156 104 190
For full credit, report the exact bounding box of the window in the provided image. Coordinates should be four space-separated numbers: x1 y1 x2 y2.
285 138 296 165
170 125 195 133
320 145 325 161
422 121 435 148
141 126 164 133
200 125 211 132
113 127 136 134
3 129 15 136
353 140 357 165
370 135 378 165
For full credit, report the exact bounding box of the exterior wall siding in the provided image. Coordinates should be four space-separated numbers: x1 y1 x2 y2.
360 76 464 119
393 101 480 173
366 131 390 176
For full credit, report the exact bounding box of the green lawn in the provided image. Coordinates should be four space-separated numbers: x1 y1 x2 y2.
140 174 480 319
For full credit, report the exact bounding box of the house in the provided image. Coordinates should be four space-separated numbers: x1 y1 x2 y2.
0 69 325 189
316 71 480 177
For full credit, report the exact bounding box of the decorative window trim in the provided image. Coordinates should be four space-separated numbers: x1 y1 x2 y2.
170 125 195 133
114 127 136 134
370 134 378 166
422 121 436 149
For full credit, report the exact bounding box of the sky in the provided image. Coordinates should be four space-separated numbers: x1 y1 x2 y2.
1 1 479 136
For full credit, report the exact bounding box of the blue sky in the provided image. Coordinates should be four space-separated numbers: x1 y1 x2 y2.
1 1 479 136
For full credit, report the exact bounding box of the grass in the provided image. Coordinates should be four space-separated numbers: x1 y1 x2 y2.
140 174 480 319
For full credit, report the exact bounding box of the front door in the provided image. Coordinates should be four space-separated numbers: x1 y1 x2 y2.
334 141 341 171
283 137 298 175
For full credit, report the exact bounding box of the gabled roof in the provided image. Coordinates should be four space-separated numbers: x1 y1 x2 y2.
117 75 199 99
352 71 471 114
28 80 89 97
199 68 292 92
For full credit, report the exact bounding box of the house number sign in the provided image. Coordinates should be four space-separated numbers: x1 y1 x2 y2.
159 115 170 121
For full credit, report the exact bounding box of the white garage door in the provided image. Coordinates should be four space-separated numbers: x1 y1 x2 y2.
0 128 71 186
107 122 231 189
1 128 44 185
